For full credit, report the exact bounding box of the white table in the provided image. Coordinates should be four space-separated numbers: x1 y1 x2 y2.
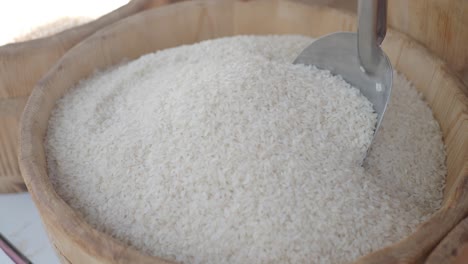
0 193 59 264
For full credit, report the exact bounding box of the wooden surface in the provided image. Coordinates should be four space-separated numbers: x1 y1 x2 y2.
426 216 468 264
0 0 178 193
0 17 90 194
388 0 468 86
17 0 468 263
0 96 28 193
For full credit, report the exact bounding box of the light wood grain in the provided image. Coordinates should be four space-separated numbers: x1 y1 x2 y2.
426 216 468 264
0 0 179 193
0 97 27 193
388 0 468 86
17 0 468 263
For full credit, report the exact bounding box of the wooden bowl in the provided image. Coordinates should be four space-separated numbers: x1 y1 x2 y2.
19 0 468 263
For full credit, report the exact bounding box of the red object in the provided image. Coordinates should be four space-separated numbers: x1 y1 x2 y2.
0 233 32 264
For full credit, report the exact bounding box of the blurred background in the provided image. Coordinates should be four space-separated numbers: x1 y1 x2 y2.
0 0 128 45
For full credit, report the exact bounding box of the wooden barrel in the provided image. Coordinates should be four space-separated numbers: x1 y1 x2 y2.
18 0 468 263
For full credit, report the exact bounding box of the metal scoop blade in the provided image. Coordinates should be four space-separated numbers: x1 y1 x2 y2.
293 0 392 159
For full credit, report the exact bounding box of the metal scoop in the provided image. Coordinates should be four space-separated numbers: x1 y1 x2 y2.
294 0 392 157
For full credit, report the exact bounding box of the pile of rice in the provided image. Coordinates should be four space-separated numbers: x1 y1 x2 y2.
46 35 446 263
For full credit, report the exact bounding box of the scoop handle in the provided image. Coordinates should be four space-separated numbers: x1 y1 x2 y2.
357 0 387 75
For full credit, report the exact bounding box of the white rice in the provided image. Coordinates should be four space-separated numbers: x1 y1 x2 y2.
45 35 446 264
